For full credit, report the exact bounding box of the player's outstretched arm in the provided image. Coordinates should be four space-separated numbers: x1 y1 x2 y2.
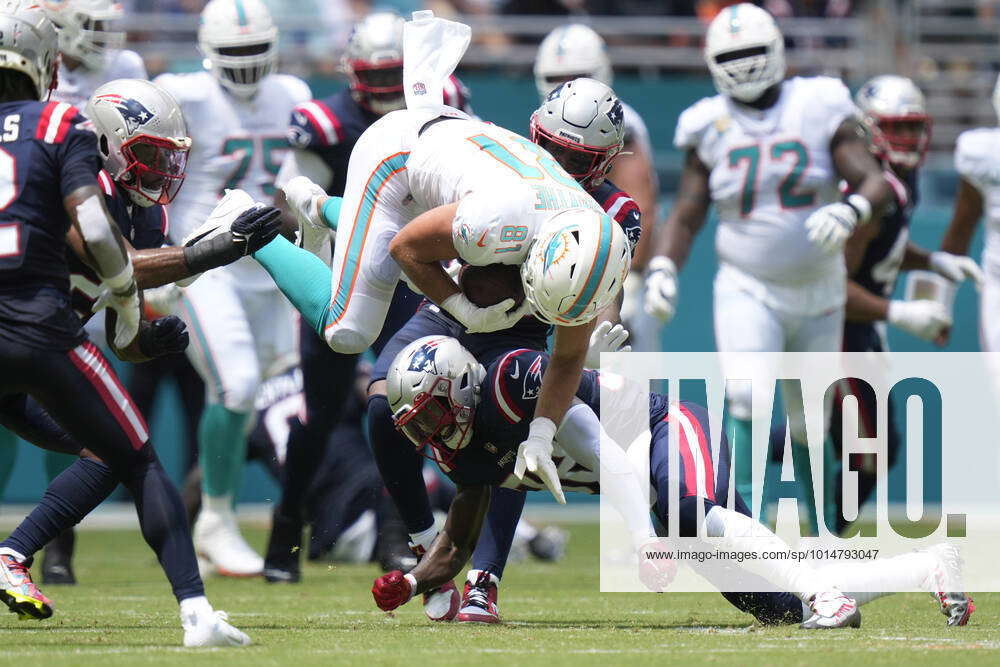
372 484 490 612
643 149 711 323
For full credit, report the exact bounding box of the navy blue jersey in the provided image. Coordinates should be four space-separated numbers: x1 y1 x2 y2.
0 101 102 350
67 170 168 320
850 168 917 298
436 348 669 492
287 76 473 196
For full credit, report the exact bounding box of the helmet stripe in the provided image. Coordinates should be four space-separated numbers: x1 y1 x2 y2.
235 0 247 27
562 213 613 320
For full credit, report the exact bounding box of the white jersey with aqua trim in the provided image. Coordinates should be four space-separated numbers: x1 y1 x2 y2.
155 70 311 289
675 76 857 285
406 117 603 267
51 50 148 109
955 127 1000 276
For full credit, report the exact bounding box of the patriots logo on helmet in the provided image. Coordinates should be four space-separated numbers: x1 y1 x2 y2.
605 100 624 131
408 341 440 374
522 355 544 400
95 94 155 134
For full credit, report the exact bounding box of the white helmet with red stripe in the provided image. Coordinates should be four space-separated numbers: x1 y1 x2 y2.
521 207 631 327
198 0 278 98
86 78 191 207
386 336 485 466
855 75 931 170
342 11 405 115
0 1 58 100
42 0 125 71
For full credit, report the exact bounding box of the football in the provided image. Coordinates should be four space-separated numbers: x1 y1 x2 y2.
458 263 526 308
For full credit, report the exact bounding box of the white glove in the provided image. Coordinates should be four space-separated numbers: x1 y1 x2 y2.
619 271 642 324
440 292 531 334
92 264 141 348
643 256 678 323
586 320 631 369
929 251 984 290
887 299 952 342
514 417 566 504
805 202 859 253
282 175 326 231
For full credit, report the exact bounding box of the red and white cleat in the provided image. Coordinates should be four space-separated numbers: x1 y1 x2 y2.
0 553 53 620
924 544 975 626
455 570 501 624
800 590 861 629
423 579 461 622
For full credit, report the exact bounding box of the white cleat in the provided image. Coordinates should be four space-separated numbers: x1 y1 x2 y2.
182 609 251 648
923 543 975 626
193 509 264 578
800 590 861 629
181 188 259 247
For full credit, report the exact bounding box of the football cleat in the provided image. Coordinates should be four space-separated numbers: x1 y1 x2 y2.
181 188 260 248
193 507 264 578
41 528 77 585
455 570 501 624
923 543 975 626
263 510 302 584
182 608 252 647
800 590 861 629
0 554 54 620
423 579 461 622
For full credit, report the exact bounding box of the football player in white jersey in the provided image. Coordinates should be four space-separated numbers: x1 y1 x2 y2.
940 75 1000 367
643 3 893 523
534 23 662 351
154 0 310 577
43 0 147 108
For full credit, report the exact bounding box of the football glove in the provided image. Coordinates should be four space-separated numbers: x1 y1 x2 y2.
441 292 532 334
637 537 678 593
887 299 951 342
372 570 415 612
514 418 566 505
183 205 282 274
137 315 189 358
283 176 327 232
92 264 141 349
586 320 631 369
644 256 678 323
929 251 984 290
805 202 859 253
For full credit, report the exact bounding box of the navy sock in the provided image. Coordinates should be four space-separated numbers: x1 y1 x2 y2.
367 394 434 534
1 457 116 558
471 486 526 579
122 446 204 602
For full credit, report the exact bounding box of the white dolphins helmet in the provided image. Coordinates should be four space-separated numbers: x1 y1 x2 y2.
386 336 485 465
42 0 124 71
522 208 631 326
533 23 612 101
198 0 277 98
855 75 931 170
342 11 405 115
0 1 58 100
704 3 785 103
86 79 191 207
530 77 625 189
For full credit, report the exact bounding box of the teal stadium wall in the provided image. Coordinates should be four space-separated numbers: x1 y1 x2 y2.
0 74 984 504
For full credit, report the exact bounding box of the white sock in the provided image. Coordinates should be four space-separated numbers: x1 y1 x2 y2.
179 595 213 618
703 506 825 602
466 569 500 586
0 547 27 563
815 551 937 606
202 494 234 517
408 525 437 553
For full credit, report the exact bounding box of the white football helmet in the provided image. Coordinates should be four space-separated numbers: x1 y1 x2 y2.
704 3 785 103
0 1 58 100
42 0 124 71
522 208 631 326
198 0 277 98
530 78 625 189
855 75 931 170
86 79 191 207
534 24 612 101
342 11 405 115
385 336 485 465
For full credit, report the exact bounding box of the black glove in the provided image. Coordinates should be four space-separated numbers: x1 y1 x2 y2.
137 315 190 358
183 206 283 274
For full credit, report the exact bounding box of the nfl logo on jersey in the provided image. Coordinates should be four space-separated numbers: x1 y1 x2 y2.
412 82 427 96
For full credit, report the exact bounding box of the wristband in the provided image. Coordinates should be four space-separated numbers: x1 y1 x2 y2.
645 255 677 278
321 196 342 231
104 262 135 293
183 231 240 274
404 573 418 597
528 416 558 442
845 194 872 225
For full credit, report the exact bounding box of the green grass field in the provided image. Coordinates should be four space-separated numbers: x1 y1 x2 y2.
1 523 997 666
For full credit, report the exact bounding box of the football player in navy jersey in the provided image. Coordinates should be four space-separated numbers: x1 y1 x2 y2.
829 76 982 533
263 11 473 583
359 78 642 623
0 38 273 642
371 336 975 629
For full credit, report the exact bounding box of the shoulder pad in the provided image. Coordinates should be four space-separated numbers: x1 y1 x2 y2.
267 74 312 104
35 101 84 144
489 349 548 424
97 170 115 197
289 99 344 148
674 95 725 150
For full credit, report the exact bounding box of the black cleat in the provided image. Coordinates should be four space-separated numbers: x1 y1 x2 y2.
41 528 76 586
263 510 302 584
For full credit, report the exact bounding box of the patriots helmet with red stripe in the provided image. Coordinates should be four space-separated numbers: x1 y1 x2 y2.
86 78 191 207
342 11 405 116
386 335 485 466
0 1 58 100
855 75 931 170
